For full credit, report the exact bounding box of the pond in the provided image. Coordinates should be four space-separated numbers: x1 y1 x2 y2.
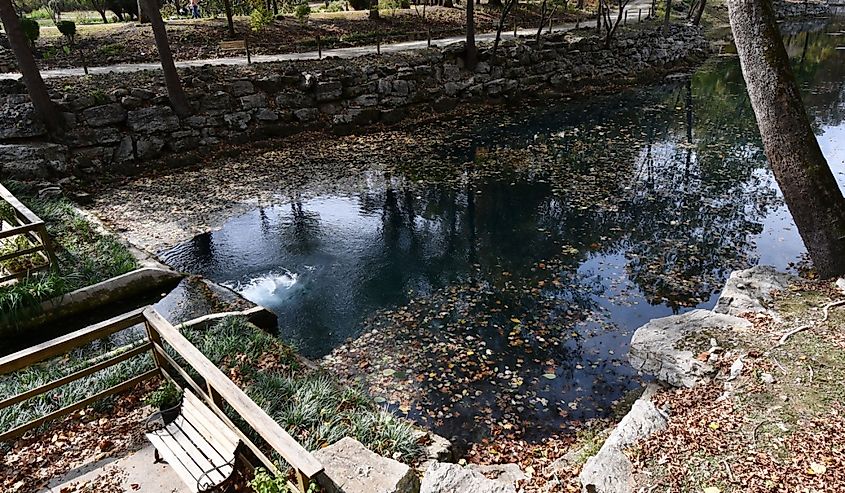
162 18 845 444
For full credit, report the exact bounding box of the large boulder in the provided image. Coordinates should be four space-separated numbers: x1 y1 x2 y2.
421 462 515 493
628 309 751 387
579 389 668 493
714 265 795 317
312 437 419 493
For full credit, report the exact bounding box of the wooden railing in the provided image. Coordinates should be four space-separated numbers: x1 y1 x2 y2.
0 183 58 284
0 307 324 492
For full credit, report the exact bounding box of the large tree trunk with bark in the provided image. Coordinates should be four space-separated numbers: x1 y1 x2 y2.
223 0 235 36
727 0 845 277
466 0 477 68
137 0 148 22
691 0 705 25
663 0 671 33
0 0 63 134
139 0 192 117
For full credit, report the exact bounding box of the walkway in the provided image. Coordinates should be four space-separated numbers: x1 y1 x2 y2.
1 1 654 80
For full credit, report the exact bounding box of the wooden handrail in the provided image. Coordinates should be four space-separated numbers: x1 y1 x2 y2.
0 183 41 225
0 342 153 412
0 308 147 375
0 222 41 241
143 307 325 479
0 369 158 442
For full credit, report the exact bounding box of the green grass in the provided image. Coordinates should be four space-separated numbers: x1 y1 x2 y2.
182 317 423 462
0 331 153 439
0 185 138 319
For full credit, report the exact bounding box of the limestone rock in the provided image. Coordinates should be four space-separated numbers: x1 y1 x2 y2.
0 97 46 139
127 106 179 133
467 463 525 486
714 266 795 317
312 437 419 493
579 388 668 493
0 143 67 177
421 462 515 493
82 103 126 127
628 309 751 387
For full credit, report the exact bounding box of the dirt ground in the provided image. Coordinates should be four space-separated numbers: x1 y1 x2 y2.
23 3 595 71
632 280 845 493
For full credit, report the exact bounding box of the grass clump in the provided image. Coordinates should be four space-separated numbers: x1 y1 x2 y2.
182 316 422 462
0 185 137 318
0 328 153 439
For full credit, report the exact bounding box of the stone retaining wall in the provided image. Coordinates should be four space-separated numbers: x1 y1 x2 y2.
0 25 709 178
775 0 831 18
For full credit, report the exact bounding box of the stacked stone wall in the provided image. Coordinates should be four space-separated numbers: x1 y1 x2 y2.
0 25 709 178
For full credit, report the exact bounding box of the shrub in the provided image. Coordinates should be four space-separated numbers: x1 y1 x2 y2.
143 381 182 408
378 0 400 13
322 0 345 11
160 3 178 18
294 3 311 20
20 17 40 45
250 6 274 32
56 20 76 42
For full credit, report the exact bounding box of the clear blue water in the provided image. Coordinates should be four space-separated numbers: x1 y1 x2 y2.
162 18 845 442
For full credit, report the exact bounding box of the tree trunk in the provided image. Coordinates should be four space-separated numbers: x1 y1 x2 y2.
0 0 63 134
138 0 148 22
691 0 705 25
466 0 477 68
489 0 503 7
663 0 671 33
223 0 235 36
596 0 602 31
139 0 192 117
97 8 109 23
727 0 845 277
536 0 547 42
444 0 453 7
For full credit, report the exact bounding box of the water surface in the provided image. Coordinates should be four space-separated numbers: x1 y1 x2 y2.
163 18 845 442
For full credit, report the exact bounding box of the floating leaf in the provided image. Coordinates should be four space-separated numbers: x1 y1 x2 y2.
382 369 396 377
542 373 557 380
808 462 827 475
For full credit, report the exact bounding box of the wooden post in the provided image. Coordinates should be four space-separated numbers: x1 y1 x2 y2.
295 470 308 492
377 30 381 55
638 8 642 21
145 320 166 372
317 35 322 59
36 224 59 271
513 17 517 37
575 17 579 28
624 9 627 24
245 37 252 64
427 27 431 47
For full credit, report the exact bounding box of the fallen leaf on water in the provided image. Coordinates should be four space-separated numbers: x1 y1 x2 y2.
808 462 827 475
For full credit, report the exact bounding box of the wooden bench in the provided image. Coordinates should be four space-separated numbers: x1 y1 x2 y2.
145 389 241 492
218 39 251 64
